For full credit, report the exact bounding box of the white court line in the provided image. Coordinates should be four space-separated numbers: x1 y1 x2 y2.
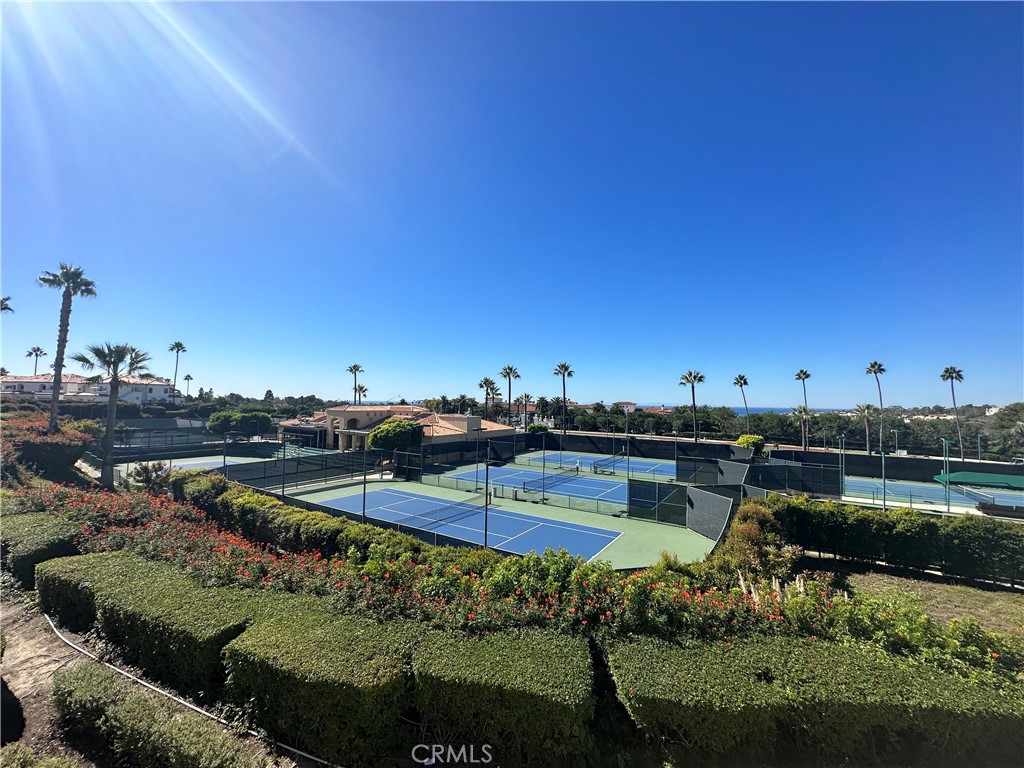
587 532 624 562
496 523 544 548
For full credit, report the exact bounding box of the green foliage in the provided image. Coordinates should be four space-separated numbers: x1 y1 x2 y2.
608 635 1024 761
207 410 274 436
38 553 255 697
182 473 231 513
526 422 549 433
2 412 92 479
736 433 766 454
0 512 78 587
51 661 272 768
168 468 211 502
367 416 422 450
63 418 105 439
0 744 78 768
711 501 802 581
128 460 171 495
413 629 595 761
767 495 1024 584
224 600 418 765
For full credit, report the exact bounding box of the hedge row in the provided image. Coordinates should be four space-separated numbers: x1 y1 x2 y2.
768 496 1024 584
0 744 78 768
37 552 255 697
0 512 78 588
224 599 418 765
51 661 272 768
412 630 595 758
607 635 1024 762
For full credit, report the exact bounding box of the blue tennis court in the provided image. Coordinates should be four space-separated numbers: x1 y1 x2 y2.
448 465 628 504
518 451 677 480
317 488 621 560
845 477 1024 508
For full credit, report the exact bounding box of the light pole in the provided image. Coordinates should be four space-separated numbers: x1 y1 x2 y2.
890 429 900 455
470 427 483 491
837 434 846 496
880 450 887 511
625 408 631 478
484 440 490 548
671 430 678 470
941 438 952 514
977 434 982 460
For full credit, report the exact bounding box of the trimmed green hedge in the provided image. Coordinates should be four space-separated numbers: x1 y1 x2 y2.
768 496 1024 584
607 635 1024 761
37 553 254 697
224 600 418 766
51 661 272 768
0 512 78 587
0 744 78 768
412 629 595 762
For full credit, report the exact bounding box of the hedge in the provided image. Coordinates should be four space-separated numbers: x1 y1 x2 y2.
607 635 1024 762
37 553 255 697
768 496 1024 584
224 599 418 766
51 662 272 768
0 744 78 768
0 512 78 587
412 629 595 762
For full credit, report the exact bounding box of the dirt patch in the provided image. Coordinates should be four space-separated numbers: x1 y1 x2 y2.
0 600 96 765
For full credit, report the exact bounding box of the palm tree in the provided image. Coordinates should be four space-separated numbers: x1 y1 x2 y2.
500 365 520 425
1 296 12 312
853 404 875 453
456 394 470 414
39 264 97 433
791 405 812 448
866 361 886 453
535 396 550 421
347 363 363 404
183 374 193 397
941 366 965 460
679 370 705 441
794 370 811 449
71 343 151 490
0 368 8 377
168 341 187 395
518 393 533 424
552 363 574 432
26 347 48 376
355 383 368 404
733 374 750 433
478 376 497 418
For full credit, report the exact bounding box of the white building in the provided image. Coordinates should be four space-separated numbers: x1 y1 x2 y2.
1 373 180 405
1 373 93 398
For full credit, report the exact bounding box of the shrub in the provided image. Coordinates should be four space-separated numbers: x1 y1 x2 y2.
2 412 92 477
168 468 210 502
736 434 766 455
127 460 171 495
607 635 1024 761
412 629 595 761
526 423 549 433
367 417 422 450
52 662 272 768
182 473 230 514
224 600 418 765
38 553 255 697
0 744 78 768
0 513 79 588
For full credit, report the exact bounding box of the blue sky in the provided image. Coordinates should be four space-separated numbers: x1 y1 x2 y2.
3 2 1022 409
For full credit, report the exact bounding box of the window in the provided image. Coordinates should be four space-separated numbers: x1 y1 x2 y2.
149 387 153 393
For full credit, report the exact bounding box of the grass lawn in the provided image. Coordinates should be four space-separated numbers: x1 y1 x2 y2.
806 556 1024 638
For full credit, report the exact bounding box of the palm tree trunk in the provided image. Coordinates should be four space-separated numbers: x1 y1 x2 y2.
741 388 749 434
173 353 180 393
875 375 884 453
100 381 120 490
562 376 567 433
863 417 870 455
951 382 964 460
690 385 698 442
801 381 808 450
47 289 73 434
352 373 357 404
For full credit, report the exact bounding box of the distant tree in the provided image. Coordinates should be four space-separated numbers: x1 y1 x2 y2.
183 374 193 397
791 406 811 451
736 434 766 455
591 401 607 415
0 367 8 377
26 346 48 375
679 370 705 441
733 374 751 433
552 362 574 432
356 383 368 404
941 366 965 459
264 389 275 401
866 361 886 453
794 370 812 449
71 343 150 490
500 365 520 423
168 341 187 394
854 404 875 453
368 417 423 451
535 396 550 420
455 394 469 414
526 423 549 434
347 363 363 404
39 263 97 433
479 376 498 419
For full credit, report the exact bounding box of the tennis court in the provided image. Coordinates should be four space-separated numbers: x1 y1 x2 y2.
845 477 1024 508
518 450 677 480
447 465 628 505
317 487 621 560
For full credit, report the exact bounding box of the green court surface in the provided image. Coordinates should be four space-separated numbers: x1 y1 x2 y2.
287 477 714 570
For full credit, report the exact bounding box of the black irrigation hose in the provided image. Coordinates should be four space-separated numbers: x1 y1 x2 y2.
41 613 343 768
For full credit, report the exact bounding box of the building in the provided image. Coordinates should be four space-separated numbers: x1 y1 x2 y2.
1 373 180 405
1 373 93 398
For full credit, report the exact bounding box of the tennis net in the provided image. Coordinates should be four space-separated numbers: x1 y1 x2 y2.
959 485 996 505
522 466 579 494
418 492 488 530
592 453 624 475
